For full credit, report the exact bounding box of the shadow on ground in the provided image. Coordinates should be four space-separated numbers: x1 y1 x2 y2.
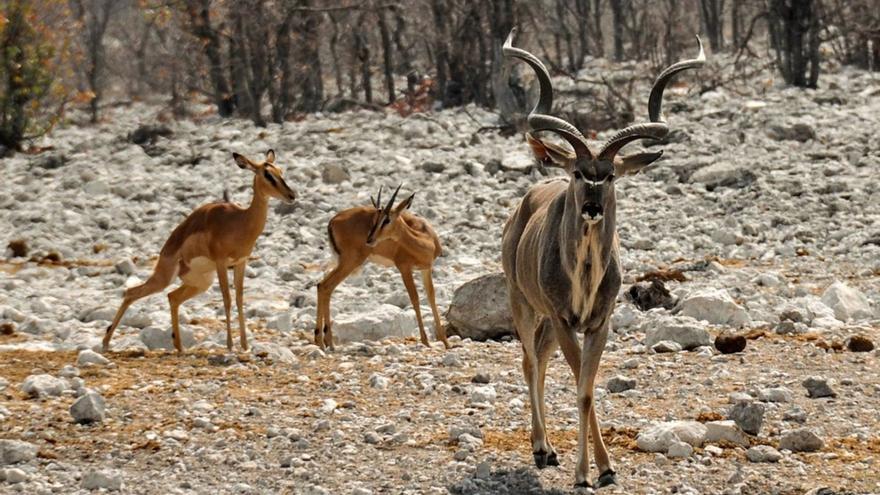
448 467 576 495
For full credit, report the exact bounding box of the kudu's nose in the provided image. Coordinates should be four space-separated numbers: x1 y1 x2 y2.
582 202 603 221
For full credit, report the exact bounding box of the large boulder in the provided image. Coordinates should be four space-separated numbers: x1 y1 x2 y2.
820 281 873 322
445 273 513 341
679 289 750 327
333 304 422 343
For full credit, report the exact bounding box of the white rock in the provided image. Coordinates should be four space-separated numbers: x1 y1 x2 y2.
320 399 337 414
81 469 124 491
368 373 389 389
651 340 683 353
645 323 709 350
468 385 497 406
20 373 68 398
114 258 137 275
333 304 421 343
757 387 793 403
139 326 195 351
667 439 694 458
637 421 707 452
70 391 106 423
746 445 782 463
704 420 749 447
0 440 37 465
77 349 110 367
728 401 765 435
3 467 28 483
606 375 637 393
251 343 298 365
820 281 873 321
679 289 750 327
802 376 836 398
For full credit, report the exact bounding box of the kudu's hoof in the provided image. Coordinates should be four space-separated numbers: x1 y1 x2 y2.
596 469 617 488
573 480 593 489
533 450 559 469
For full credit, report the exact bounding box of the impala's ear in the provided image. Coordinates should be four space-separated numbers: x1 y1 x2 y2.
233 152 257 171
265 149 276 164
526 132 575 169
613 150 663 176
395 192 415 212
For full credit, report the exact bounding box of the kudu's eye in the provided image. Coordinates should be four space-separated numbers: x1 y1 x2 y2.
572 170 583 180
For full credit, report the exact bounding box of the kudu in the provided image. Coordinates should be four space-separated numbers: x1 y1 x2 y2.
315 185 449 350
501 29 704 487
103 150 297 353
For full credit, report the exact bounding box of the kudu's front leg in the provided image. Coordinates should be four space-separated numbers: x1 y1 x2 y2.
574 324 613 488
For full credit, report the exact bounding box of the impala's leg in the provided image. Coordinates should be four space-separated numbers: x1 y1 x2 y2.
315 255 363 350
399 267 428 347
233 262 248 351
421 269 449 349
574 323 611 488
534 318 560 466
216 262 233 351
168 282 210 354
103 255 176 352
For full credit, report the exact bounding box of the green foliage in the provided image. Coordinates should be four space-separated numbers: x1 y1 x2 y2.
0 1 62 152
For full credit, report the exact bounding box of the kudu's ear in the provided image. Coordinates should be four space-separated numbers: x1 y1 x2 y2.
233 152 258 171
613 150 664 176
265 149 276 164
526 133 574 169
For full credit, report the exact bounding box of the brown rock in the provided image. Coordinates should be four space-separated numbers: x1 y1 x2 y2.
714 333 747 354
7 239 28 258
846 335 874 353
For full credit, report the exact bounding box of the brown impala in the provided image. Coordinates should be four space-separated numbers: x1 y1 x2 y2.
502 28 704 488
102 150 296 354
315 185 449 351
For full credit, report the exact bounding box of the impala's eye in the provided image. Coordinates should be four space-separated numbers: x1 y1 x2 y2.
382 217 390 226
263 170 277 186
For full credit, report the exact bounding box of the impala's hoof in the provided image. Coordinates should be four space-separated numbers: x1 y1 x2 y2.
596 469 617 487
533 450 558 469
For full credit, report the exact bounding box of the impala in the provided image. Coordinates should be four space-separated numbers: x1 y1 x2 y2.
315 185 449 350
102 150 296 353
502 29 704 487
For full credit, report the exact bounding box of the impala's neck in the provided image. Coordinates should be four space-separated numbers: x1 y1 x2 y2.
393 217 437 259
243 176 270 242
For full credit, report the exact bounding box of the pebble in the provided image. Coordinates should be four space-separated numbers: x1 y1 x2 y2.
471 370 491 384
846 335 874 352
606 375 637 393
77 349 110 367
3 467 28 483
368 373 390 389
468 385 497 406
802 376 837 398
667 439 694 458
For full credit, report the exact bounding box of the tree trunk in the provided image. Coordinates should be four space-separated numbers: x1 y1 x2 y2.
185 0 234 116
430 0 449 106
376 7 396 104
354 13 372 104
609 0 625 61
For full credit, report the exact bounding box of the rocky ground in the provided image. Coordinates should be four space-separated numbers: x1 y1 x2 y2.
1 54 879 494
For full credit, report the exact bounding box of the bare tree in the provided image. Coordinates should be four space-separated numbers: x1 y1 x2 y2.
70 0 117 123
768 0 821 87
699 0 725 52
